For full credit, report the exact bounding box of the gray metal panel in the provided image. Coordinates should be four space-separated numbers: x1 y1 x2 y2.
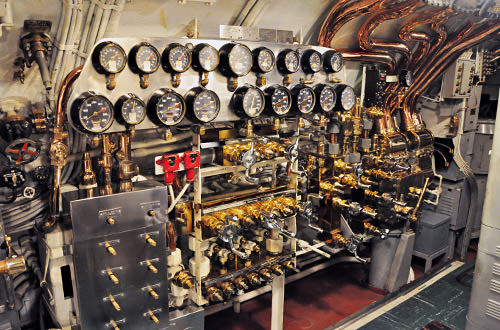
471 120 495 175
414 211 450 256
167 306 204 330
435 180 470 230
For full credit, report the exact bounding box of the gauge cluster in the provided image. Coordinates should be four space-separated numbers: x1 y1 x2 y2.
69 37 351 134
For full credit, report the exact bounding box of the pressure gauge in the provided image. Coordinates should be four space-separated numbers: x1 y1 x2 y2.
128 42 160 88
265 85 292 116
186 87 221 123
399 69 414 87
314 84 337 113
323 50 344 73
231 86 265 118
277 49 300 74
115 94 146 126
147 89 186 126
71 92 114 133
91 42 126 89
291 85 316 114
253 47 275 73
162 43 192 73
335 84 356 111
301 49 323 74
192 43 219 72
219 43 253 77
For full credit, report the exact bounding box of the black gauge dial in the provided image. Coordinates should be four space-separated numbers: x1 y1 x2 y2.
253 47 275 73
302 49 322 74
186 88 220 123
219 43 253 77
292 85 315 114
232 86 265 118
193 43 219 72
92 42 126 74
129 43 160 74
115 94 146 126
277 49 300 75
314 84 336 113
147 89 186 126
265 85 292 116
71 92 114 133
335 85 356 111
324 50 343 73
399 69 414 87
162 43 192 73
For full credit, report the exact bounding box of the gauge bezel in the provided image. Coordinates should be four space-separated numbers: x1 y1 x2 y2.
335 84 356 112
301 49 323 74
219 43 253 77
147 88 187 126
162 43 192 74
231 85 266 118
115 94 147 126
71 92 114 134
291 84 316 114
252 47 275 74
277 49 300 75
323 50 344 73
91 41 127 74
185 87 221 123
192 43 219 72
128 42 161 74
313 84 337 113
265 85 292 116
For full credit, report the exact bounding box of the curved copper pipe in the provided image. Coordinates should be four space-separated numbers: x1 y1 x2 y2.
358 0 424 69
39 66 83 233
318 0 355 46
338 49 396 72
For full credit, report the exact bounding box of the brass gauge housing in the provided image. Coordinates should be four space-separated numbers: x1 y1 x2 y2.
323 50 344 73
219 43 253 91
264 85 292 116
147 88 186 126
71 92 114 134
291 84 316 114
91 41 127 90
115 94 146 126
252 47 275 87
277 49 300 86
301 49 323 74
231 85 265 118
185 87 221 123
128 42 161 89
192 43 219 86
162 43 192 87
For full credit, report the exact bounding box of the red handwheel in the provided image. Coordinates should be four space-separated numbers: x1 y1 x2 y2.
5 139 40 165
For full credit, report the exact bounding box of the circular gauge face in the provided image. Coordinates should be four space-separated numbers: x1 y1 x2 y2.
198 44 219 71
169 45 191 73
98 43 126 73
156 92 186 126
340 86 356 111
242 88 265 117
271 87 292 115
285 51 300 73
120 97 146 125
193 90 220 122
319 86 336 112
229 44 252 76
329 52 343 72
135 45 160 73
257 48 275 73
297 87 315 114
78 96 114 133
308 51 322 73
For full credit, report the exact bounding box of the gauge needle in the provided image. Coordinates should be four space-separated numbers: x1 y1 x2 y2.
250 95 256 109
85 108 107 120
298 96 312 105
198 100 216 110
148 54 156 60
160 103 180 113
106 53 119 66
273 97 287 106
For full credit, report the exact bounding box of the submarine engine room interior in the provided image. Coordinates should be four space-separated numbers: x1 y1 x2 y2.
1 0 500 329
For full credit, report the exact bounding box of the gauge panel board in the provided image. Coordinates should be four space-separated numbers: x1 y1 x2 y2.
69 37 350 133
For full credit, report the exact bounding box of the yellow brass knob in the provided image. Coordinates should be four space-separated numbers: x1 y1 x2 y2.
144 234 157 247
147 310 159 324
108 294 121 311
107 269 119 284
110 320 120 330
148 286 159 300
105 242 117 256
106 217 115 225
146 260 158 274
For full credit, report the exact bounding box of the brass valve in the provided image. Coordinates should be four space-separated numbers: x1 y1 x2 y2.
108 294 121 311
226 207 255 227
320 181 338 193
366 107 385 118
173 270 194 289
233 276 249 291
106 217 115 225
0 256 26 276
245 272 262 286
144 234 157 247
364 222 381 236
147 310 159 324
366 168 390 180
107 269 119 284
104 242 117 256
282 260 295 272
206 286 224 303
145 260 158 274
331 229 349 247
258 268 273 281
220 281 236 298
147 286 159 300
269 263 284 276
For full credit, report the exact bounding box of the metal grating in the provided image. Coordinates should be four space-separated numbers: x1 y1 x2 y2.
495 246 500 258
493 263 500 276
490 279 500 294
486 299 500 320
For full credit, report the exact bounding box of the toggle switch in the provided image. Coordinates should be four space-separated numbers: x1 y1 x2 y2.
144 234 157 247
105 242 117 256
146 260 158 274
107 269 119 284
147 310 160 324
106 217 116 225
148 286 159 300
110 320 120 330
108 294 121 311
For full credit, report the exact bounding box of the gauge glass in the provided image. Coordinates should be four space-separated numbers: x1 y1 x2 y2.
99 44 126 73
198 45 218 71
169 45 191 72
194 90 220 122
157 92 185 125
285 51 299 73
297 88 315 114
79 96 113 133
242 88 265 117
121 98 146 125
341 86 356 111
319 86 336 112
257 48 274 72
136 45 159 73
309 52 322 72
271 87 291 115
330 52 343 72
229 45 252 76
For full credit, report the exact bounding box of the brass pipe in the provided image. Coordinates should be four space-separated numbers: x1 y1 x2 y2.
317 0 354 46
40 66 82 233
338 49 396 73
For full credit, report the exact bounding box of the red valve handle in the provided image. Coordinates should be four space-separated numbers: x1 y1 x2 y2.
156 154 180 185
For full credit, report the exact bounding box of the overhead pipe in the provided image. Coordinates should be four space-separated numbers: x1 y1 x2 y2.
337 49 396 73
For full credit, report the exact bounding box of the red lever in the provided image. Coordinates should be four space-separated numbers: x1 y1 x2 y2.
181 151 200 182
156 154 180 184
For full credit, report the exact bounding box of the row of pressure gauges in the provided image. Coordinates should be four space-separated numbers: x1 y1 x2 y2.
91 41 344 90
232 83 356 118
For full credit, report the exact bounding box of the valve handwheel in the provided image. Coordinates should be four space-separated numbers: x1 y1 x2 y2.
5 139 40 165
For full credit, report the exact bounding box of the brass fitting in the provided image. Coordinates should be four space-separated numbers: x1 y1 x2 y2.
206 286 224 303
220 281 236 298
233 276 249 291
245 272 262 286
145 260 158 274
107 269 119 284
173 270 194 289
147 286 159 300
269 264 284 276
0 256 26 276
331 229 349 247
147 310 159 324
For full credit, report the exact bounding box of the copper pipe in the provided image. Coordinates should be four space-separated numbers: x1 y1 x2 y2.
318 0 354 46
338 49 396 72
39 66 82 233
358 0 424 69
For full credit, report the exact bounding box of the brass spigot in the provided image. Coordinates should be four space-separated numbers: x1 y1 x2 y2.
0 256 26 276
269 264 284 276
79 152 97 194
220 281 236 298
173 270 194 289
109 320 120 330
108 294 121 311
104 242 117 256
258 268 273 281
145 260 158 274
147 310 159 324
245 272 262 286
107 269 119 284
233 276 249 291
144 234 157 247
147 286 159 300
